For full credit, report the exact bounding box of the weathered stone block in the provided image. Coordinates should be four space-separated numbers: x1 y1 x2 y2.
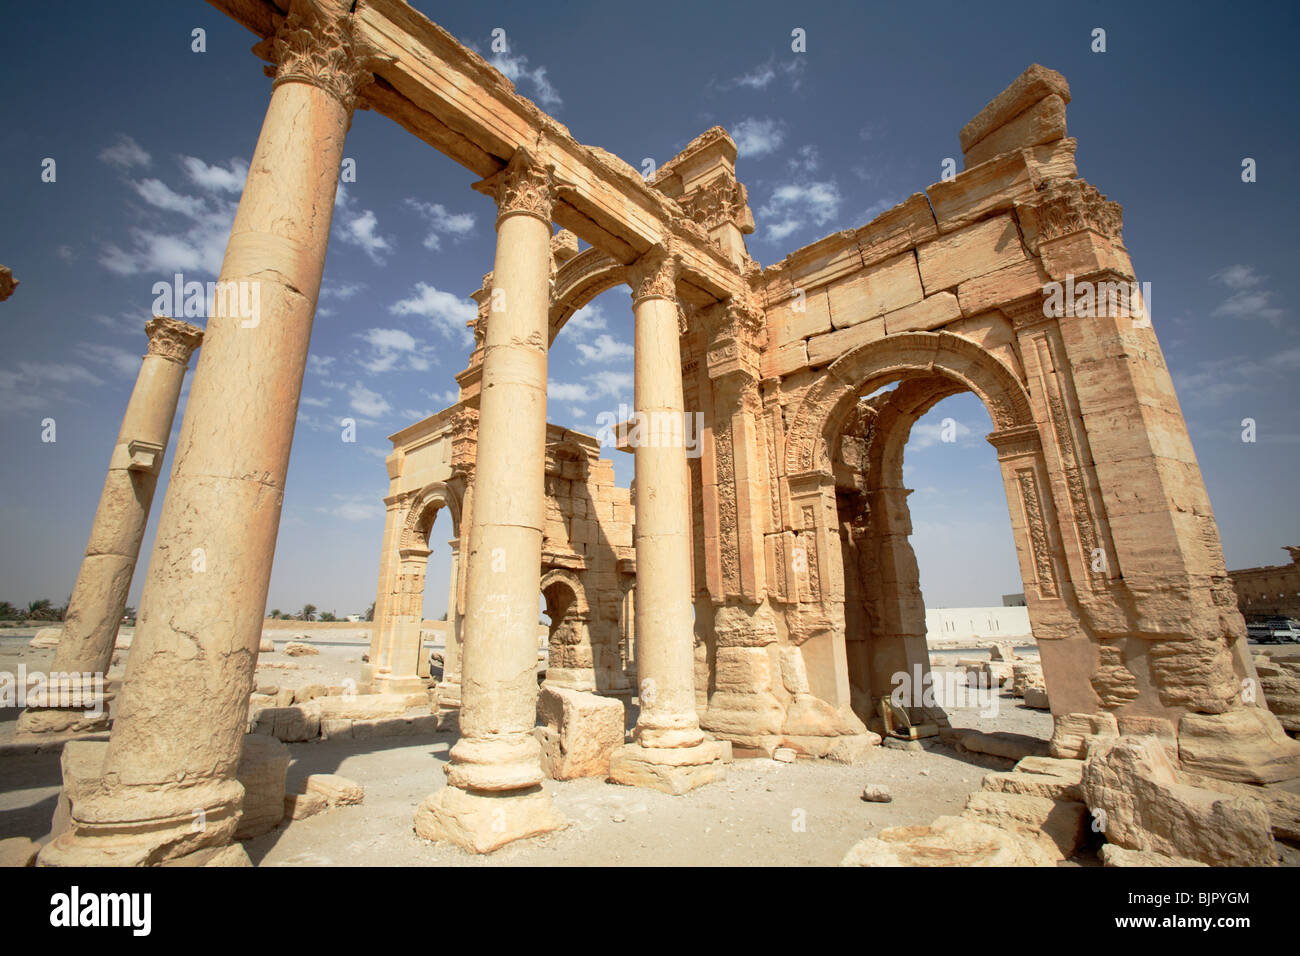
917 216 1025 294
535 685 624 780
234 733 290 840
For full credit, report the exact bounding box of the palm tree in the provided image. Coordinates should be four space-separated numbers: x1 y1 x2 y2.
320 611 336 622
364 602 375 622
0 601 17 620
269 609 282 620
299 604 317 622
26 599 55 621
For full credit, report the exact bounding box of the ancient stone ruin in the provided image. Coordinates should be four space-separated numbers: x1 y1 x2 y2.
19 0 1299 867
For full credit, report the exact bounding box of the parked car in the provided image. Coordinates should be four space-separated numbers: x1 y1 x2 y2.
1247 617 1300 643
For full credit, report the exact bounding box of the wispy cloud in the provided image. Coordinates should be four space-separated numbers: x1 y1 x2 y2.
99 134 151 170
575 333 633 365
405 199 476 251
731 117 786 158
757 179 841 242
333 185 393 265
1211 264 1284 323
389 282 476 345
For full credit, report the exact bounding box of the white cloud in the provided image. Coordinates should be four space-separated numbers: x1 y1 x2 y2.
389 282 476 344
321 280 364 300
301 395 330 408
566 302 608 333
575 333 633 365
179 156 248 194
405 199 476 251
133 178 206 218
308 354 337 376
909 419 974 450
727 58 804 93
99 135 150 170
758 180 842 243
320 494 382 522
358 327 427 373
333 186 393 265
0 361 106 413
488 48 562 108
787 144 819 174
732 117 786 158
349 382 391 419
75 342 142 379
548 370 632 403
1212 264 1264 291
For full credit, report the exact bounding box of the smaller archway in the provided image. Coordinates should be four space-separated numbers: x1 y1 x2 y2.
540 568 594 692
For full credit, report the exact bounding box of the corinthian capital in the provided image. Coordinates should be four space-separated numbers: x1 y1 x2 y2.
627 241 680 304
472 148 560 224
144 317 204 366
261 0 390 113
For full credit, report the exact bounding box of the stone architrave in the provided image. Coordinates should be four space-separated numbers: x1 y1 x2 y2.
17 318 202 736
39 0 383 867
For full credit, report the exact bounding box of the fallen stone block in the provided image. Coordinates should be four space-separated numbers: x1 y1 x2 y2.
535 685 624 780
258 637 275 653
988 642 1019 662
959 731 1049 761
1083 735 1275 867
1178 708 1300 784
349 714 441 739
824 732 882 764
282 641 319 657
1023 687 1050 710
253 704 320 742
1182 771 1300 844
962 790 1087 861
1099 844 1207 868
29 627 61 648
317 693 412 721
303 773 364 807
235 733 290 839
983 756 1084 802
840 815 1055 866
1049 711 1119 759
284 791 328 820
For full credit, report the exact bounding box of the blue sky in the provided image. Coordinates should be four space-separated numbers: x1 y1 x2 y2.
1 0 1296 619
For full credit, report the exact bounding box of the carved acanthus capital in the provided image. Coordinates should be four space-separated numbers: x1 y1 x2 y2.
473 147 560 224
1018 178 1124 249
145 316 204 366
679 173 755 236
627 241 680 304
258 0 391 114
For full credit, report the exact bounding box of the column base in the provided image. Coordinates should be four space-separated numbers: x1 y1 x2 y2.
369 675 430 696
413 785 566 854
608 740 725 795
15 707 111 736
38 739 245 867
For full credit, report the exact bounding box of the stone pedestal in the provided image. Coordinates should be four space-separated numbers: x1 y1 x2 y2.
609 242 722 794
40 2 377 867
414 148 564 852
17 318 201 736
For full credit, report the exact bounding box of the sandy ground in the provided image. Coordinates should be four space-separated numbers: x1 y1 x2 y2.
1 627 1293 866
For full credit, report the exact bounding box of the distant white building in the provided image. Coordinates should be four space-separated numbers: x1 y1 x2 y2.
926 606 1031 642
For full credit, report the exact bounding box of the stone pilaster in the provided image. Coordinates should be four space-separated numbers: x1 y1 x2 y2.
39 0 380 866
17 318 202 736
608 241 724 794
413 148 565 851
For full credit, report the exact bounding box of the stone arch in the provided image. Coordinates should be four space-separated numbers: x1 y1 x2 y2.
400 481 462 551
540 567 596 692
784 330 1035 478
549 246 627 345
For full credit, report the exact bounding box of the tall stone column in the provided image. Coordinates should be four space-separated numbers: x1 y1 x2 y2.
414 148 565 852
17 318 202 736
40 0 381 867
609 243 724 794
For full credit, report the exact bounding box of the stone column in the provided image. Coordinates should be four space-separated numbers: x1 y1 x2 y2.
17 318 202 736
435 536 461 704
609 244 724 794
39 0 381 867
413 148 565 853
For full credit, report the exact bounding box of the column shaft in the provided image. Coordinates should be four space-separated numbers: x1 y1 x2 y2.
414 149 564 852
40 5 373 862
18 319 201 735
